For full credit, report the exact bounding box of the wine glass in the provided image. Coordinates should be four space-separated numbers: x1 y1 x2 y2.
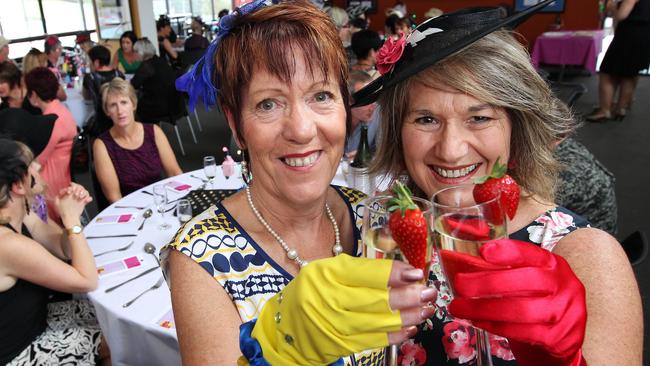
176 199 192 224
153 184 171 230
203 155 217 189
362 193 434 366
431 184 507 366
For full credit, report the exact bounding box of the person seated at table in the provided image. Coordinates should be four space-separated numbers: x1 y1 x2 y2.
0 36 10 64
24 67 78 221
346 70 379 155
93 78 182 204
22 48 48 74
43 36 67 102
83 45 125 101
83 45 125 137
354 5 642 364
111 31 141 75
0 138 110 366
350 29 382 75
131 38 185 124
0 61 27 110
164 2 432 365
156 15 180 68
184 17 210 52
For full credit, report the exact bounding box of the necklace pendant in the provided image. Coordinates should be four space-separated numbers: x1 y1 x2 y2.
287 249 298 260
332 244 343 255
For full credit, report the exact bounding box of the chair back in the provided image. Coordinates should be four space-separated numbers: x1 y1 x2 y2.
621 230 648 267
89 139 110 212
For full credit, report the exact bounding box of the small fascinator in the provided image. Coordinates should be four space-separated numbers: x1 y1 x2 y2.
176 0 275 111
352 0 554 107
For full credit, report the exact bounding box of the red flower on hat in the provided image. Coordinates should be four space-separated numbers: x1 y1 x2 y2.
376 34 406 75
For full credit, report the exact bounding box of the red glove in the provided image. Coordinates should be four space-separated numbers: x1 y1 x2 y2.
446 239 587 366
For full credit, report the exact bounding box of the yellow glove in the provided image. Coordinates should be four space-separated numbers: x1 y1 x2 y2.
249 254 403 365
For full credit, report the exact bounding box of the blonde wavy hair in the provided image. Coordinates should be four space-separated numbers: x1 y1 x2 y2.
371 30 579 202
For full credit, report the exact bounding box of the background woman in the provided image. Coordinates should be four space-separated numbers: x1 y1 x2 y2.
111 31 141 75
22 48 48 74
164 2 431 365
92 78 181 205
130 38 182 124
43 36 67 102
361 10 642 365
586 0 650 122
0 61 26 110
0 139 109 365
24 67 78 221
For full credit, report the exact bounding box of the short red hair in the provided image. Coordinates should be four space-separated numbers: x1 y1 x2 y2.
25 67 59 102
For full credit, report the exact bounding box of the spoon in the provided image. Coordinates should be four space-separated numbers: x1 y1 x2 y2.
138 209 153 231
144 242 161 266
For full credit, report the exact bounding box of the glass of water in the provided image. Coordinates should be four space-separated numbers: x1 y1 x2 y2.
177 199 192 224
153 184 171 230
203 156 217 189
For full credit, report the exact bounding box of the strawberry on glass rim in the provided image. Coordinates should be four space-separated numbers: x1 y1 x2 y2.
388 182 430 272
472 158 520 223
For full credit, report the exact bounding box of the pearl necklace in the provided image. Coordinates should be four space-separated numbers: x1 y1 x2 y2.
245 186 342 268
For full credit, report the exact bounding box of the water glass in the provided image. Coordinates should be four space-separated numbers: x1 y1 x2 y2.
153 184 171 230
203 156 217 188
176 199 192 224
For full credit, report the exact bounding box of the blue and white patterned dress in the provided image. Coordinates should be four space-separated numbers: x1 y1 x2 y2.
162 185 386 366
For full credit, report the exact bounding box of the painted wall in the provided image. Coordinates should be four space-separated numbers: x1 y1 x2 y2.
335 0 601 48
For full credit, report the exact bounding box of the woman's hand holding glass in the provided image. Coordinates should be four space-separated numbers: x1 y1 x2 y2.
244 255 437 366
448 239 588 366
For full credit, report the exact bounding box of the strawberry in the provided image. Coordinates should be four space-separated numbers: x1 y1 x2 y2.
472 158 520 222
388 182 429 271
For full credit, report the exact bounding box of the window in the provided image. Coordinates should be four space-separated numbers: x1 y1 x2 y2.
42 0 86 34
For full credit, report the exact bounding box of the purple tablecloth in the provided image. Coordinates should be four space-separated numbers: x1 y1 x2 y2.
531 30 605 73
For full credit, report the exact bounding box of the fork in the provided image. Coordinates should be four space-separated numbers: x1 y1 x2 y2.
93 241 134 257
122 277 165 308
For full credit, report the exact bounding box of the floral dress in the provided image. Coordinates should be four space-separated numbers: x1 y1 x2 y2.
402 207 590 366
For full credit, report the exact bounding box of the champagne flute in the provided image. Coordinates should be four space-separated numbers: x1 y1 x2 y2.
362 194 434 366
176 199 192 224
153 184 171 230
203 155 217 189
431 184 507 366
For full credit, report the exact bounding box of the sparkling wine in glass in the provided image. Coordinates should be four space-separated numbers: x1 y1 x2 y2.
153 184 171 230
176 199 192 224
362 194 434 366
431 184 508 366
203 155 217 189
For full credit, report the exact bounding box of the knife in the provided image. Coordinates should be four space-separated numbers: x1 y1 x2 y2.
86 234 138 239
105 266 160 293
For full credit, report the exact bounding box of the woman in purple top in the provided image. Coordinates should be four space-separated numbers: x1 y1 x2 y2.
92 78 182 203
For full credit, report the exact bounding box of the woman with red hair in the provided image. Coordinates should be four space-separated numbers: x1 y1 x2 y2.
24 67 77 221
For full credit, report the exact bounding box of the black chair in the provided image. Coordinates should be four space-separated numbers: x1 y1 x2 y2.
89 140 110 212
157 91 197 156
620 231 648 267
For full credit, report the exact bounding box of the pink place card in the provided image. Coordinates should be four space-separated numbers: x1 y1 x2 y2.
164 181 192 192
95 214 135 224
97 256 143 278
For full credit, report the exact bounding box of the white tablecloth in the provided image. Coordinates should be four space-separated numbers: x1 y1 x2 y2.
85 166 349 366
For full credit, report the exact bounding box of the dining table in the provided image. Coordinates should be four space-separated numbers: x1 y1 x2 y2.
84 164 350 366
531 30 605 77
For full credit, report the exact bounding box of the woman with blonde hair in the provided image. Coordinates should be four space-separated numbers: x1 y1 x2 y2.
22 48 48 74
354 3 642 364
92 78 181 205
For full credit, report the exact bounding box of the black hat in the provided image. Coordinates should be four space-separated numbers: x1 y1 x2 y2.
352 0 553 106
0 108 56 156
